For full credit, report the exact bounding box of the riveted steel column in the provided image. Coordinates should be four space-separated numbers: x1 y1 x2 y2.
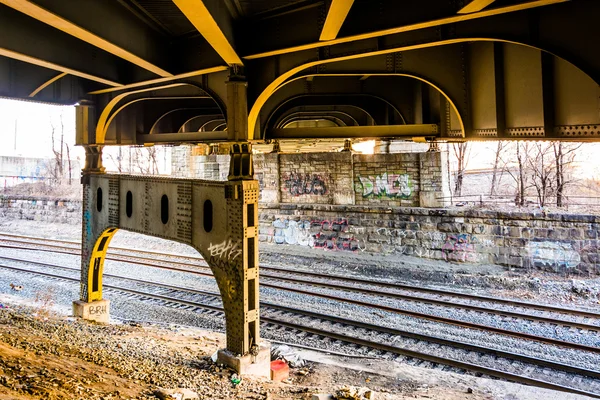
222 143 260 355
221 66 262 357
226 65 248 142
74 145 113 323
80 145 106 302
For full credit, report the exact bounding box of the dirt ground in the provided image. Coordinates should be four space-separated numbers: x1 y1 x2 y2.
0 293 595 400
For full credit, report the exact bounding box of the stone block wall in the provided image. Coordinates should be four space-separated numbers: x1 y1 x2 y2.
175 149 449 207
278 152 354 205
259 204 600 274
254 153 279 203
172 149 229 181
0 196 81 224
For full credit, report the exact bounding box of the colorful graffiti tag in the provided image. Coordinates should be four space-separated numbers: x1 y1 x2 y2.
441 233 480 262
283 173 327 196
272 218 364 251
357 173 411 198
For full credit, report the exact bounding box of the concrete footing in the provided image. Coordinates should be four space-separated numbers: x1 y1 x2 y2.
73 299 110 323
217 342 271 378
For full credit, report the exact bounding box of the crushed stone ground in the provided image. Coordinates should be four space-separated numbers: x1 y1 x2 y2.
0 218 599 399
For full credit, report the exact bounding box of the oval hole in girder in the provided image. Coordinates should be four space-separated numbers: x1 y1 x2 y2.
96 188 103 212
161 194 169 224
126 191 133 218
204 200 213 232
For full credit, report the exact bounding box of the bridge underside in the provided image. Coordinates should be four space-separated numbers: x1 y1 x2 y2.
2 0 600 375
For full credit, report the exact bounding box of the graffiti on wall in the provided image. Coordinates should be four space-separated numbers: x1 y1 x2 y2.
283 173 327 196
357 173 411 198
528 241 581 269
272 218 365 251
441 233 484 263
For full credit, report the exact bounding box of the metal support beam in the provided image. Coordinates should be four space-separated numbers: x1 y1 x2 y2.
226 66 248 141
270 124 438 139
320 0 355 41
0 0 172 77
76 165 267 374
458 0 497 14
172 0 242 65
493 42 506 138
28 72 67 97
541 51 555 137
243 0 568 60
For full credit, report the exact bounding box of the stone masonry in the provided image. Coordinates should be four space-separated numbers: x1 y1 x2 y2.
3 194 600 274
258 204 600 274
0 196 81 224
171 147 449 208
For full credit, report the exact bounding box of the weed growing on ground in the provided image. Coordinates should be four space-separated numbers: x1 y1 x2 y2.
33 288 56 320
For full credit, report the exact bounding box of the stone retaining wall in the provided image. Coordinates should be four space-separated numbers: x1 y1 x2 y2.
0 196 81 225
259 204 600 274
253 151 449 207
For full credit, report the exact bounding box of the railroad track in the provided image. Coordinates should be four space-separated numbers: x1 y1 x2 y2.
3 233 600 397
2 260 600 398
2 233 600 350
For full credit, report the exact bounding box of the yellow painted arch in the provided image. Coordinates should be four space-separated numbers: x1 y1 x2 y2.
254 72 466 139
247 37 595 139
87 228 118 302
95 83 189 144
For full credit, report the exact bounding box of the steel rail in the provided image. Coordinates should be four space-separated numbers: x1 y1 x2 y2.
0 262 599 399
2 233 599 322
1 254 599 355
3 242 600 337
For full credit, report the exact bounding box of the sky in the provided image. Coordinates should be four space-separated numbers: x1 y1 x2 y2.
463 141 600 180
0 98 83 160
1 97 600 179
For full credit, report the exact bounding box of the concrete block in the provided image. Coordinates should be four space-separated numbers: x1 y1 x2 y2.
311 395 334 400
217 342 270 378
73 299 110 324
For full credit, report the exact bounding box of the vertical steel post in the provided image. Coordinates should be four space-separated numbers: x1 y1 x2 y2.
80 145 105 302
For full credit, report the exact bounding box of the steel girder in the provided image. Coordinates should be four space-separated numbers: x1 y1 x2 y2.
80 172 261 356
263 93 405 139
277 110 360 128
180 114 227 132
0 4 154 88
247 40 600 141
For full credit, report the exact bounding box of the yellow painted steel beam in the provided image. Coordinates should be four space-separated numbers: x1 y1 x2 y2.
319 0 355 41
244 0 569 60
0 47 122 87
458 0 497 14
28 72 68 97
87 228 118 303
88 66 228 95
247 44 472 139
172 0 242 65
0 0 172 77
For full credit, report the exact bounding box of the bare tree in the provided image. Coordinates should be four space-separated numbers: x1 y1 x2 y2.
498 142 531 206
489 141 506 196
451 142 471 196
60 113 73 185
49 112 74 185
528 142 556 207
554 142 582 207
50 120 63 184
132 146 159 175
107 147 125 173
